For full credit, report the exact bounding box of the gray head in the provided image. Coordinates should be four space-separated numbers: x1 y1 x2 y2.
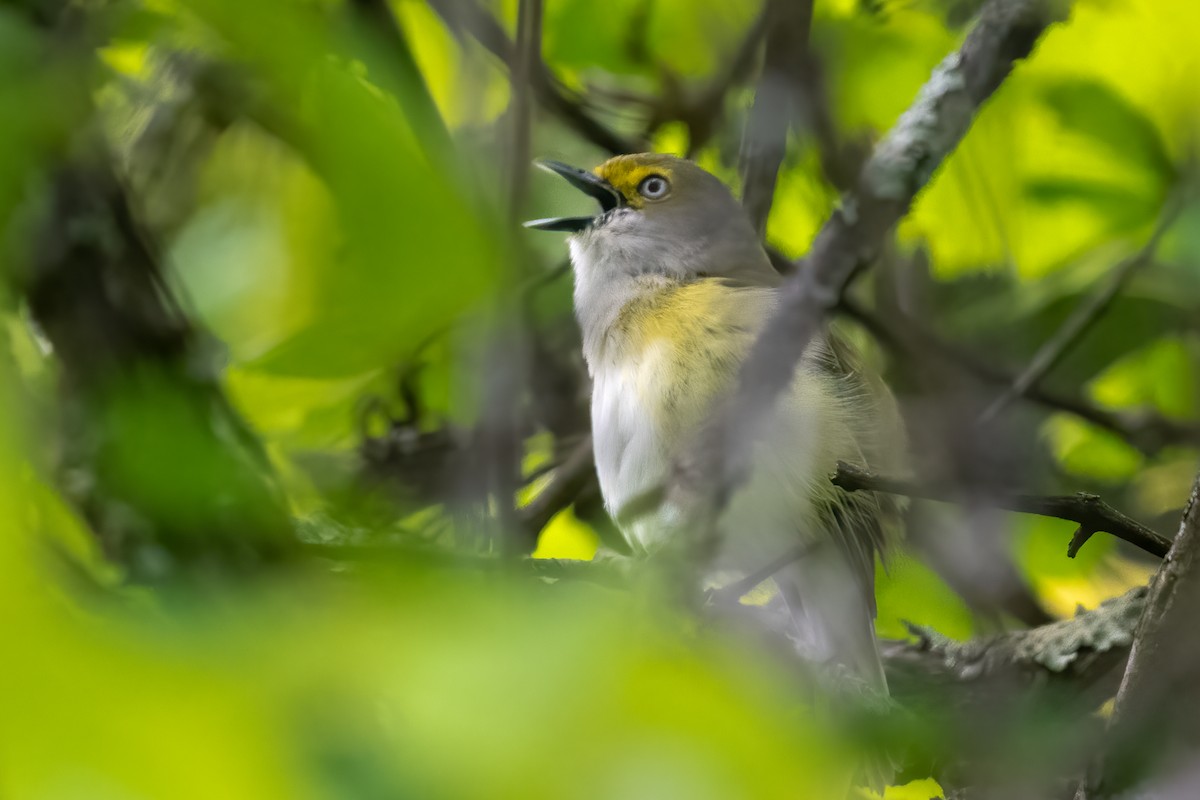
527 153 779 288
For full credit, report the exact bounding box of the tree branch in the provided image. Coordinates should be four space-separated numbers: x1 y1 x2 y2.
507 0 543 219
832 461 1171 559
1081 471 1200 798
640 7 769 155
427 0 642 155
738 0 815 235
885 586 1145 706
518 436 598 545
886 586 1144 796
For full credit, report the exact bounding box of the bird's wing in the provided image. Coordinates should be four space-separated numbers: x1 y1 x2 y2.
811 326 909 597
697 282 903 683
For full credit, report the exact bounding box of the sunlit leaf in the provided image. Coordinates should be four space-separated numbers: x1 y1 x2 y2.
875 553 975 641
181 0 503 379
1044 415 1143 482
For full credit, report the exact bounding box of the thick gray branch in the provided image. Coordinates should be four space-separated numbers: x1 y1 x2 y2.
885 586 1145 708
1083 473 1200 798
507 0 543 219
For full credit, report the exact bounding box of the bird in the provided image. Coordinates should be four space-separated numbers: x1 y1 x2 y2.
526 152 906 700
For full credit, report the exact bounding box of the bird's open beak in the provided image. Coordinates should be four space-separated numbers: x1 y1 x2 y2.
523 160 623 232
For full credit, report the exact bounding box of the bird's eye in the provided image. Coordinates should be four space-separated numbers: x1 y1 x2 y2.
637 174 670 200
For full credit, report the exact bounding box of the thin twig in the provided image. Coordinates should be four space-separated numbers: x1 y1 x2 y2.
518 436 597 545
838 296 1200 456
831 460 1171 559
709 542 815 604
427 0 641 155
739 0 815 235
672 7 770 155
507 0 543 221
981 193 1188 422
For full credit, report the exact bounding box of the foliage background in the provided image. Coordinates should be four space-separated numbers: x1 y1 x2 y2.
1 0 1197 797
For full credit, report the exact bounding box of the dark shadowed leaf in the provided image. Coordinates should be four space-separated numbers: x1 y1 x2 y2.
1040 79 1175 185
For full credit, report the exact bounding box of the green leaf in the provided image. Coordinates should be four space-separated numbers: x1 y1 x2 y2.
875 552 974 641
936 257 1193 388
179 0 503 379
1023 178 1156 233
1040 79 1175 185
1044 415 1143 483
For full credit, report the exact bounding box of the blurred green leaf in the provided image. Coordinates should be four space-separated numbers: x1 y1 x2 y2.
1043 336 1198 483
1044 415 1143 483
544 0 759 80
1040 79 1175 185
936 256 1192 388
817 9 954 136
179 0 502 380
1092 336 1200 419
0 10 83 258
1023 178 1156 233
1135 452 1200 517
1012 516 1153 617
543 0 647 78
96 367 290 543
875 553 974 641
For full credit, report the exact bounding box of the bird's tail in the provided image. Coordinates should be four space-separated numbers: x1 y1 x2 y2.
776 544 894 793
776 547 887 696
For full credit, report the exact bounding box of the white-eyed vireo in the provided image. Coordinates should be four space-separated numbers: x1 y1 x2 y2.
528 153 906 699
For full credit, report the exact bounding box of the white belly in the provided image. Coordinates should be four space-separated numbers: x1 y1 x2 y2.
590 345 836 559
590 342 674 552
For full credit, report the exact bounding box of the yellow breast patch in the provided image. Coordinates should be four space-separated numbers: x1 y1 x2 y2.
613 279 724 349
607 279 750 433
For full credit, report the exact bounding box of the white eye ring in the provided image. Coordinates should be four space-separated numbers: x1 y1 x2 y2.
637 174 670 200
